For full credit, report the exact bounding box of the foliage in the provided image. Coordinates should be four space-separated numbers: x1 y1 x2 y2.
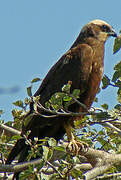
0 36 121 179
113 34 121 53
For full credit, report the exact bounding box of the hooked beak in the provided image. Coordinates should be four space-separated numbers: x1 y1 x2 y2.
108 29 117 37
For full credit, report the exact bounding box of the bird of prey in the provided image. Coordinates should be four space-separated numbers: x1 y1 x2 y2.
6 19 117 179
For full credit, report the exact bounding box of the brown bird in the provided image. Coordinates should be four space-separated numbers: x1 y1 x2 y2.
6 19 117 179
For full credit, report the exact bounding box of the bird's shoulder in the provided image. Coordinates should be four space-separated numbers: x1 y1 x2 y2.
65 43 93 61
34 43 93 97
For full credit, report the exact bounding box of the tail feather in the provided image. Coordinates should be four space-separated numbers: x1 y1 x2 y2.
6 138 30 180
12 144 30 180
6 138 26 164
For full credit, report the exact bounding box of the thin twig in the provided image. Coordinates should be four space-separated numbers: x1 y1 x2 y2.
103 122 121 135
33 112 58 118
89 120 121 136
97 172 121 179
66 93 88 111
47 161 64 178
36 103 107 118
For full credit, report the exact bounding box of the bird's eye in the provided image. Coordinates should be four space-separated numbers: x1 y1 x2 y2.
102 25 110 32
102 25 107 29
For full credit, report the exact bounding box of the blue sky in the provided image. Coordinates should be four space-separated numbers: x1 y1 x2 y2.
0 0 121 121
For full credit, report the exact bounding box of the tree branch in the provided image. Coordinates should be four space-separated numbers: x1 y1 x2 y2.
84 164 112 180
1 141 121 180
0 123 21 136
0 158 42 172
97 172 121 179
88 120 121 136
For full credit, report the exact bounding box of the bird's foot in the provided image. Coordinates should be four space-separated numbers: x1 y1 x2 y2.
66 139 88 155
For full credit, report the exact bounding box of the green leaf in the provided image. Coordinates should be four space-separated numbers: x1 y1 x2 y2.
0 110 4 115
112 61 121 83
113 35 121 54
45 101 50 108
96 111 110 120
115 80 121 87
24 97 30 105
33 96 40 103
11 135 21 140
47 148 53 161
49 93 63 110
101 103 109 110
31 78 41 83
36 159 44 171
62 81 72 93
112 71 121 83
117 88 121 103
48 138 56 147
71 168 82 178
102 75 110 89
13 100 24 108
94 97 98 102
97 137 108 149
114 104 121 110
27 86 32 97
63 95 72 102
98 130 105 136
42 146 49 162
72 89 80 98
114 61 121 71
54 146 65 152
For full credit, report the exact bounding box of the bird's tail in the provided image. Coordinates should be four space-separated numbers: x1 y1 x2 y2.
6 138 26 164
6 138 30 180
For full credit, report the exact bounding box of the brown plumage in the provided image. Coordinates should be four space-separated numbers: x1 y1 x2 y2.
6 19 117 179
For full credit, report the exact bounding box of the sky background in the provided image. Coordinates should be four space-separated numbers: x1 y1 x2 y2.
0 0 121 122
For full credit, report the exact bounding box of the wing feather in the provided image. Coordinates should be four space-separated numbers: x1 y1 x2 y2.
23 43 93 137
34 44 93 105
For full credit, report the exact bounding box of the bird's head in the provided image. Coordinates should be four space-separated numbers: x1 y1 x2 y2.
81 19 117 42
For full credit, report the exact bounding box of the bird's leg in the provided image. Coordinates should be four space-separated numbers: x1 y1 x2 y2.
64 123 88 155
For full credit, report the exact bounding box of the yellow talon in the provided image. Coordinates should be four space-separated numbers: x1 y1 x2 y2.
64 123 88 155
66 139 88 155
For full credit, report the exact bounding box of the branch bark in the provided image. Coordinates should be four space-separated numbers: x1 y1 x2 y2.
0 143 121 177
0 123 21 136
